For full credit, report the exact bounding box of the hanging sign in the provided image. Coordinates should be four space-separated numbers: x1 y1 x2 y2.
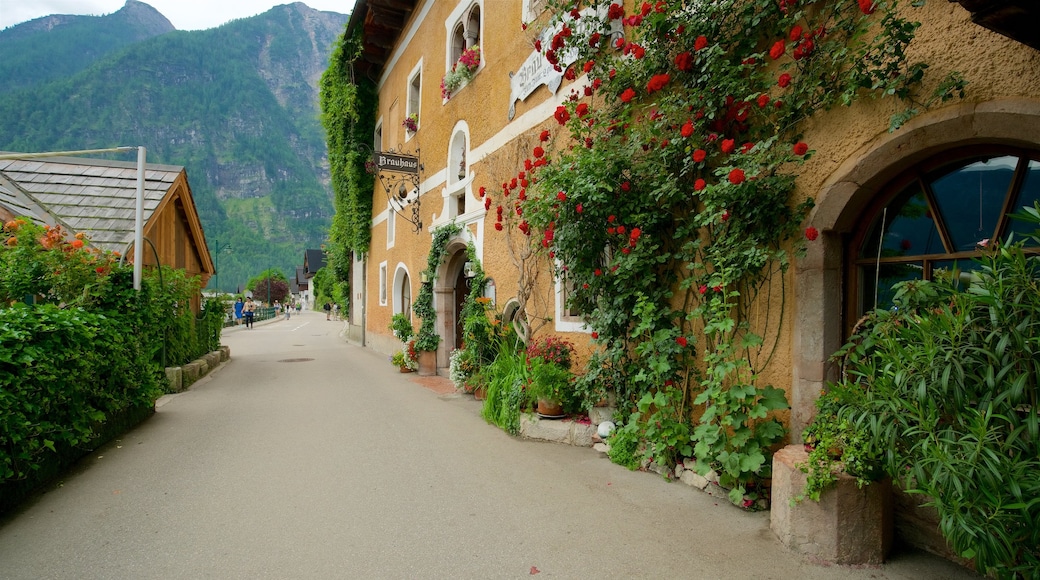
374 151 419 175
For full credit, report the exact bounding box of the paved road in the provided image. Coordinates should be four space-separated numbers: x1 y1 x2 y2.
0 308 977 579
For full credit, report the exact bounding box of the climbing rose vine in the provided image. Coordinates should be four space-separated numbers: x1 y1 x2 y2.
486 0 964 506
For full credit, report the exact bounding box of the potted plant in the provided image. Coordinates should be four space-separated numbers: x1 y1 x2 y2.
390 350 415 373
389 312 414 342
526 355 572 418
441 45 480 99
402 113 418 133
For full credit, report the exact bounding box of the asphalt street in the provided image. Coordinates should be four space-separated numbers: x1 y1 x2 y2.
0 308 978 579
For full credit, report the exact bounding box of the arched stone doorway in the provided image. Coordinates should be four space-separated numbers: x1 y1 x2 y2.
791 99 1040 440
433 238 471 370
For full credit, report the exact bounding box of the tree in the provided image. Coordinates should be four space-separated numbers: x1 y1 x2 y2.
248 268 289 304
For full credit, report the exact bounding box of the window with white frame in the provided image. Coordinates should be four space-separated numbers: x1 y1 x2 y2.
447 129 469 218
445 1 482 97
379 261 388 306
394 267 412 318
406 63 421 138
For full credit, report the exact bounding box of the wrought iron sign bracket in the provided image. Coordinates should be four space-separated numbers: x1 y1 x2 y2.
374 148 423 234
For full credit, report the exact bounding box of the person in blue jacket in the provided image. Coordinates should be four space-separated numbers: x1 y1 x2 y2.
233 297 244 326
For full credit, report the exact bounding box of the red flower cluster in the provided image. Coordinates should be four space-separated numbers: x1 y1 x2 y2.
728 168 745 185
793 142 808 156
674 51 693 72
554 106 570 125
695 35 708 51
805 226 819 241
620 88 636 103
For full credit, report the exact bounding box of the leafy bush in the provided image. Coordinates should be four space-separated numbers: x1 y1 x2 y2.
807 205 1040 577
480 336 527 436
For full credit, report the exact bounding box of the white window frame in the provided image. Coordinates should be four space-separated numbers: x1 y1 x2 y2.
387 205 396 248
555 269 587 332
393 264 412 317
379 261 388 306
444 1 483 97
405 60 422 141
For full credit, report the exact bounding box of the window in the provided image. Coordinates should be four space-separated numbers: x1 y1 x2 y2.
394 267 412 317
445 1 482 96
850 147 1040 321
447 128 470 218
379 261 388 306
387 206 396 248
406 63 421 139
374 121 382 152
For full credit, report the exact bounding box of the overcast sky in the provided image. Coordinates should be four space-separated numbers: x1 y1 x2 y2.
0 0 351 31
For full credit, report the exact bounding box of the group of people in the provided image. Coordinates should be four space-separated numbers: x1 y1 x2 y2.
233 297 258 329
232 297 310 327
323 301 340 321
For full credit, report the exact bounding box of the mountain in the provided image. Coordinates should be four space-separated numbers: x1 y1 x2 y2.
0 0 175 94
0 2 348 293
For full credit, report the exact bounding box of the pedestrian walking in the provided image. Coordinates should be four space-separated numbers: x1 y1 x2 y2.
324 301 332 320
244 299 256 329
333 303 340 320
233 297 244 326
285 302 292 320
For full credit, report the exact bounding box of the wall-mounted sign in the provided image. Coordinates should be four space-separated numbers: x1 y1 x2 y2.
374 151 419 175
507 7 622 120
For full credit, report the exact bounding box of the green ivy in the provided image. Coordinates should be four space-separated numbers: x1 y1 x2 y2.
320 29 377 282
413 222 462 351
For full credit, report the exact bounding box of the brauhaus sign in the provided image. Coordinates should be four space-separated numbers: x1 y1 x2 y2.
374 152 419 175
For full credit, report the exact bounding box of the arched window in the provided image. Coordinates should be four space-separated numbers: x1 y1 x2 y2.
849 146 1040 322
446 2 482 76
393 267 412 318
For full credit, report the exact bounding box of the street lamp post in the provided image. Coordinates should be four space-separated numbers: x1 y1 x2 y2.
213 239 232 293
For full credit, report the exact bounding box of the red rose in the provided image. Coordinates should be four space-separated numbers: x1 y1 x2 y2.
576 103 589 117
533 146 545 158
608 3 624 19
564 68 576 81
698 284 707 295
805 226 819 241
695 35 708 51
589 32 601 47
721 210 730 221
778 73 792 88
494 222 503 231
607 215 616 222
620 88 637 103
534 39 542 52
793 142 808 156
769 40 785 60
646 73 670 94
621 181 631 191
479 186 486 197
591 331 599 339
484 197 491 210
617 225 626 235
556 191 567 201
594 268 603 276
692 149 707 162
858 0 876 14
554 106 570 125
681 120 694 138
789 25 803 42
539 130 550 142
721 139 735 154
676 336 687 347
793 38 814 60
576 203 583 214
694 178 706 191
757 94 770 108
633 45 646 59
583 60 595 73
728 168 745 184
674 51 693 71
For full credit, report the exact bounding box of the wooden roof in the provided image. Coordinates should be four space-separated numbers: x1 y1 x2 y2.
345 0 419 81
0 155 212 274
953 0 1040 51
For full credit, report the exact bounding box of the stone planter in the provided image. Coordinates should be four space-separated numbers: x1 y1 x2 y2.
417 350 437 376
770 444 893 565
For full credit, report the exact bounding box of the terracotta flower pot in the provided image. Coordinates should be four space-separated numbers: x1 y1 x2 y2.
473 385 487 400
536 398 564 418
417 350 437 376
